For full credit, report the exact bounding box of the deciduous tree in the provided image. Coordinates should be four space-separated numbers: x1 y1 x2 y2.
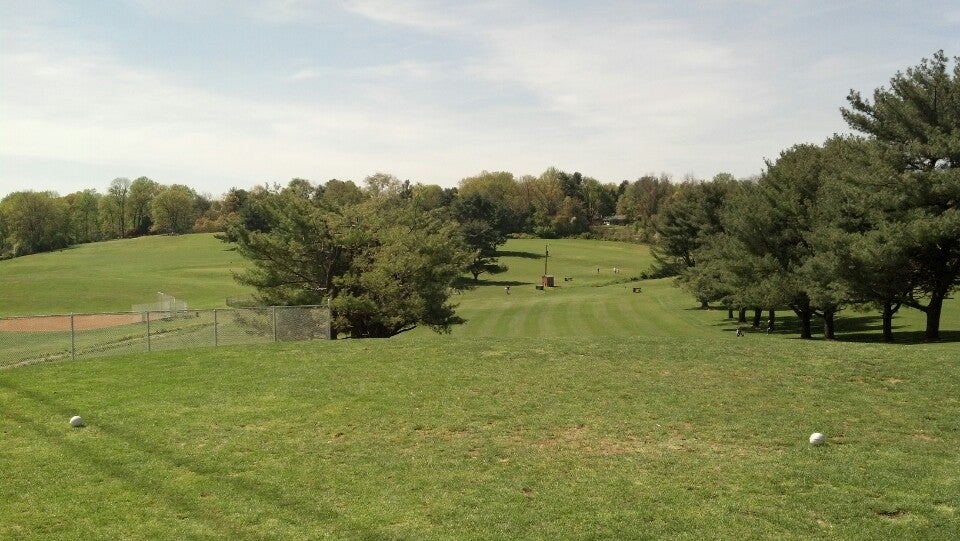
107 177 131 236
151 184 197 234
0 191 69 257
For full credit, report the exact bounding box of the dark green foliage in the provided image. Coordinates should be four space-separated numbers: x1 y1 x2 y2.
453 193 509 281
651 174 739 278
232 189 470 338
692 146 836 338
841 51 960 340
332 200 469 337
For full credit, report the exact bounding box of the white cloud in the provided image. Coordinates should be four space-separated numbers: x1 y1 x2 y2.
1 43 470 191
340 0 465 29
290 67 324 81
5 0 956 197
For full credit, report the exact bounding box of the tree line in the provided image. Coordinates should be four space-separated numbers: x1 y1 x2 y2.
0 166 688 260
0 177 222 258
649 52 960 342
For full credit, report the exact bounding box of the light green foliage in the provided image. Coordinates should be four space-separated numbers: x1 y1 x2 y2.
580 176 618 222
151 184 199 234
616 174 675 237
0 191 70 257
64 189 102 244
319 179 366 208
126 177 161 235
106 177 131 236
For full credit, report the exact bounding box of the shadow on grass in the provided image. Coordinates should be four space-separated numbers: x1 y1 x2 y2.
498 250 543 259
480 279 535 287
453 277 533 288
0 379 349 537
708 310 960 344
837 330 960 345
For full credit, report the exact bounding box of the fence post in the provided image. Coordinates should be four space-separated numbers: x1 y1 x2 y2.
214 309 219 347
70 313 76 360
272 306 278 342
326 297 332 340
146 311 151 352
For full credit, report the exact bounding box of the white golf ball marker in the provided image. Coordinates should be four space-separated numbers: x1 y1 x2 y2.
69 415 84 428
809 432 825 445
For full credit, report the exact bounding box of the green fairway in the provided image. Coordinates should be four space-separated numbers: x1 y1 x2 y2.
3 336 959 539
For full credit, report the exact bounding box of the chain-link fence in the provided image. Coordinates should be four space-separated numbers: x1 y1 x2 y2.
0 305 330 370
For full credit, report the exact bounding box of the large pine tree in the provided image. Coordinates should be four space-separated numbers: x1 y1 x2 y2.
841 51 960 340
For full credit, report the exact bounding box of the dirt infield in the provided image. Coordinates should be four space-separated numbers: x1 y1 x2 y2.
0 313 143 332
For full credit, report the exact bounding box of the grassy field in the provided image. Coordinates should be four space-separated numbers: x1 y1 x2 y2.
0 234 249 316
3 337 958 539
2 234 959 539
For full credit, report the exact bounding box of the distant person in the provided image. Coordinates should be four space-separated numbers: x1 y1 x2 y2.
504 286 510 295
736 327 744 337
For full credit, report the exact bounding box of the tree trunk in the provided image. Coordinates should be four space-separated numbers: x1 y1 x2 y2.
727 307 734 319
767 309 776 333
700 299 709 309
799 314 812 339
924 294 943 341
738 307 747 323
881 301 899 342
822 308 836 340
753 308 762 328
792 295 813 339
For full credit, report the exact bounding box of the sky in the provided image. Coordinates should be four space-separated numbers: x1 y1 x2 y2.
2 1 959 199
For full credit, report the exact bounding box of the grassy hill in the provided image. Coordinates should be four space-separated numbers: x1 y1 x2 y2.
0 234 249 316
2 234 959 538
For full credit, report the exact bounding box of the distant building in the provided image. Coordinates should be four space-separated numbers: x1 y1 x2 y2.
602 215 628 226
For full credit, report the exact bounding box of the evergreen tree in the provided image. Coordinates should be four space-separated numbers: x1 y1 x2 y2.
232 190 470 338
841 51 960 340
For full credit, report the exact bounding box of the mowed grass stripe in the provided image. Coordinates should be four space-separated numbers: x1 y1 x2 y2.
580 292 611 337
487 299 528 337
520 294 548 337
549 296 576 337
601 288 636 336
